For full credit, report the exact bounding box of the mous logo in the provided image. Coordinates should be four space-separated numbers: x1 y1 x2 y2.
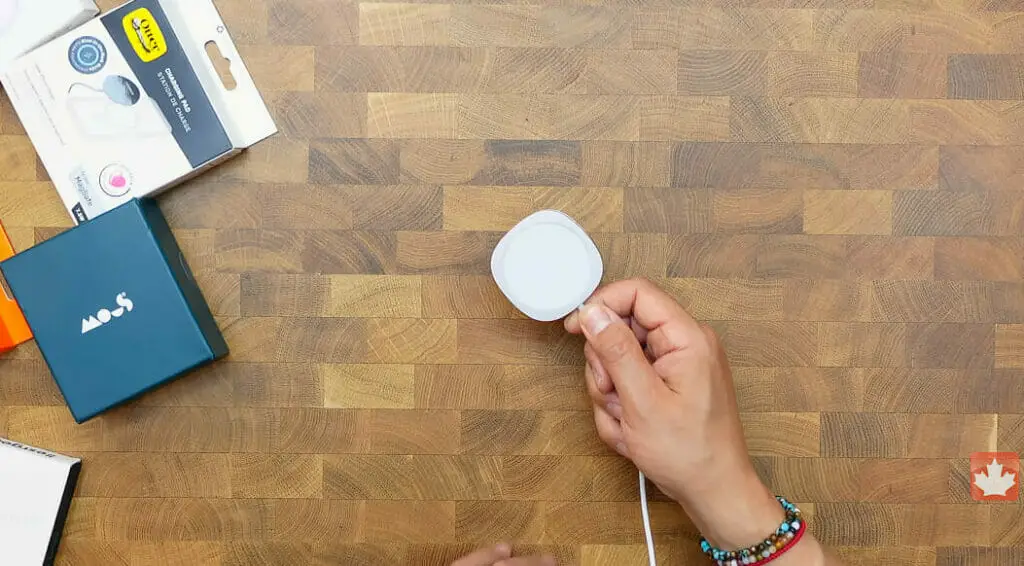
123 8 166 62
82 293 134 334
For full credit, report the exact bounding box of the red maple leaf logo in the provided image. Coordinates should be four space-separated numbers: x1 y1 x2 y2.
971 452 1020 502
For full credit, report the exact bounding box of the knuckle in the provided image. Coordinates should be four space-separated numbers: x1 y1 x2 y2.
600 332 634 362
700 324 719 347
698 325 726 360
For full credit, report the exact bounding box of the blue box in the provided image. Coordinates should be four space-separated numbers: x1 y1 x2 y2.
0 199 227 422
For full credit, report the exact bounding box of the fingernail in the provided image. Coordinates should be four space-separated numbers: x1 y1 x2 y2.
542 556 557 566
606 400 622 420
581 304 613 336
615 442 629 456
495 543 511 557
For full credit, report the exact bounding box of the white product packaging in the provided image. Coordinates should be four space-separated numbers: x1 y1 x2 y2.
0 0 98 69
1 0 277 223
0 438 82 566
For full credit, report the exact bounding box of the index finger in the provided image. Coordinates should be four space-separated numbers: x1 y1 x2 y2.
565 279 703 359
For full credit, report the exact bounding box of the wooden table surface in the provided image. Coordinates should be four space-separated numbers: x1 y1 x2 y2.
2 0 1023 564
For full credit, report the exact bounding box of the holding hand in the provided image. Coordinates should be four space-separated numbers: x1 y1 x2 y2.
563 278 784 550
453 279 838 566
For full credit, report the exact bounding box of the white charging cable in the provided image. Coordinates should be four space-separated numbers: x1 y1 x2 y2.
572 300 656 564
639 470 656 565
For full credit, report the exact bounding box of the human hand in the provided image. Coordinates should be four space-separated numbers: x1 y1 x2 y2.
564 279 784 550
451 544 556 566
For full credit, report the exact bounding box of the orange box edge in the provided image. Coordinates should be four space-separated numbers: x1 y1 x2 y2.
0 221 32 352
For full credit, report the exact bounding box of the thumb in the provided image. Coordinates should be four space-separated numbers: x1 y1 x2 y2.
579 304 665 412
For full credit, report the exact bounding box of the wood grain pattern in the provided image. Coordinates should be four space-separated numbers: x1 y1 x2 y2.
949 54 1024 99
581 141 672 188
679 51 857 98
815 503 991 547
759 457 953 503
231 454 324 499
838 546 937 566
804 190 893 235
670 142 938 190
995 324 1024 368
939 145 1024 192
821 414 997 458
322 364 415 409
2 0 1021 563
75 454 232 498
859 52 947 99
938 548 1024 566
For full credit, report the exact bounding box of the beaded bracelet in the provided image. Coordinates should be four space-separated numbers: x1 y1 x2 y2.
698 496 804 566
755 526 805 566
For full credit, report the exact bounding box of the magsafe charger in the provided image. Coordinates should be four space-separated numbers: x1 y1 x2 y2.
491 210 603 322
0 0 18 33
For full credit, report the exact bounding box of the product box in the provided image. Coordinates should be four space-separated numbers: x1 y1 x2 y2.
0 0 98 69
0 221 31 353
1 0 276 223
0 437 81 566
0 198 228 422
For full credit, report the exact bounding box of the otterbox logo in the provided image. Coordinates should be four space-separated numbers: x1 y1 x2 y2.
123 8 166 62
82 293 135 334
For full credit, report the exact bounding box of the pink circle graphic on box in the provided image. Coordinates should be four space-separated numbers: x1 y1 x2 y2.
0 0 18 33
99 164 132 197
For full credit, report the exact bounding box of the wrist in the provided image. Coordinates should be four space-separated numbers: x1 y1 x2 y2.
680 469 784 550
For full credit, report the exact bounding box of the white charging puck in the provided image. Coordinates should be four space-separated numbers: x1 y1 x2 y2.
491 210 604 322
0 0 18 33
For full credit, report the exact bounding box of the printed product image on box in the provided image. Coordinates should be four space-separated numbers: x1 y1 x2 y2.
0 198 228 422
